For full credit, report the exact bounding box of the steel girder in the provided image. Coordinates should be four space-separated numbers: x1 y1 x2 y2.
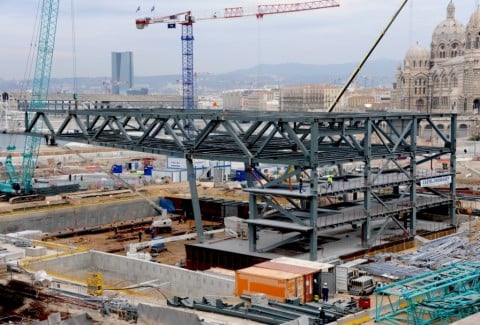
24 108 457 258
25 109 454 165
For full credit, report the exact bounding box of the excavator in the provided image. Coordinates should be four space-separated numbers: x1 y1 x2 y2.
0 0 59 204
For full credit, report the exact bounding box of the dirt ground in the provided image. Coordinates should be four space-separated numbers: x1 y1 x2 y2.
51 214 223 266
39 176 249 266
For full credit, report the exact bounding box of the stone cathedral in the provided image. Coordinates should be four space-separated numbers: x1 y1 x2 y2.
392 1 480 119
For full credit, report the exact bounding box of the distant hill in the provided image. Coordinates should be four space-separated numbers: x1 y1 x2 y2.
217 60 398 88
1 59 398 95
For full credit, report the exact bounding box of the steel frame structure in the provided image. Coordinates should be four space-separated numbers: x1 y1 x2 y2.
375 262 480 324
27 108 456 260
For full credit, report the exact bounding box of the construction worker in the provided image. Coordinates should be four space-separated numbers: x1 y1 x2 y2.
327 176 333 191
2 91 9 102
318 307 326 325
322 282 329 302
299 177 303 193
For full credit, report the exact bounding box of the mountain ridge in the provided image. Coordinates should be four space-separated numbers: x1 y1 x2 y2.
1 59 398 95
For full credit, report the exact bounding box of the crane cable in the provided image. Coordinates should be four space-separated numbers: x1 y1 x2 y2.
11 0 42 150
327 0 409 113
408 0 413 46
20 0 42 106
71 0 78 102
256 18 263 89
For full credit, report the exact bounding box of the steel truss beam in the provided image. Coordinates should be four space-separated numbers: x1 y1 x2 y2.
375 262 480 325
25 108 457 259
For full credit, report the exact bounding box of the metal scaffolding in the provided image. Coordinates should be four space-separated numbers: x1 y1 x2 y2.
375 261 480 324
24 108 457 260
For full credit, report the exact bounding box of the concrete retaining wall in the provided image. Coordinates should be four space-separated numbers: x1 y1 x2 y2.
0 199 157 234
27 251 235 298
137 303 202 325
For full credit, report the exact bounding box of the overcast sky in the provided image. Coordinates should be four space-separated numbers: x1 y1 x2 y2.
0 0 477 80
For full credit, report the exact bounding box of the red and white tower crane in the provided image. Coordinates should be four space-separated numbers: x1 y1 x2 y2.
135 1 340 110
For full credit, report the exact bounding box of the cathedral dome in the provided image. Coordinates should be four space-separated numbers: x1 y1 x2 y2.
466 7 480 30
432 1 465 43
405 43 429 60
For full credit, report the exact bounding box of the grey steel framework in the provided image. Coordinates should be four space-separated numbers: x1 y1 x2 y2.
25 108 457 260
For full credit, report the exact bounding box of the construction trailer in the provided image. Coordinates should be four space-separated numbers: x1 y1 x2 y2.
235 266 305 303
270 256 336 300
255 261 317 303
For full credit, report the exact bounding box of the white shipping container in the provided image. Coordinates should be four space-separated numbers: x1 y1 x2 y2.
152 169 188 183
335 258 368 293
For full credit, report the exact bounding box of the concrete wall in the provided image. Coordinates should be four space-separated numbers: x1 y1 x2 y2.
137 303 202 325
0 199 157 234
27 251 235 299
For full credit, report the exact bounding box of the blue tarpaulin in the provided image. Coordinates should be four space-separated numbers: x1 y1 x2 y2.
159 198 175 213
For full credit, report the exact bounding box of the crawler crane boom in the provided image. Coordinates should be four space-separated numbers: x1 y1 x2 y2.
0 0 60 204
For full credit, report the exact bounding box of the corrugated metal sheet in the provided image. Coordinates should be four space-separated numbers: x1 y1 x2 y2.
339 258 368 268
336 265 349 293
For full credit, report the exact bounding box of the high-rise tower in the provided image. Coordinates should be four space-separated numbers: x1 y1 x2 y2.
111 51 133 95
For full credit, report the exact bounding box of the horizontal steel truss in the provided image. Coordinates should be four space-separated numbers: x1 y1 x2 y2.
25 108 454 165
375 262 480 325
25 108 457 260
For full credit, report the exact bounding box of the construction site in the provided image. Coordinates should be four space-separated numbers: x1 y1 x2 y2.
4 101 480 324
3 0 480 324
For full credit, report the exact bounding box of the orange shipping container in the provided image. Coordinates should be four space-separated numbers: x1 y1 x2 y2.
255 261 317 302
235 266 304 303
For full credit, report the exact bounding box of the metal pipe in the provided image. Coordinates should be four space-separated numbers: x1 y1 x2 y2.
327 0 409 113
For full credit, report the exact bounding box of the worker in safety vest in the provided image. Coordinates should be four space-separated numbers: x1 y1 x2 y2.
327 176 333 190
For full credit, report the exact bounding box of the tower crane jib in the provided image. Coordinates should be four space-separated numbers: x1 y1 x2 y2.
135 0 340 110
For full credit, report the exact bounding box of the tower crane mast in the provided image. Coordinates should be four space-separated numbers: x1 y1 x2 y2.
135 0 340 110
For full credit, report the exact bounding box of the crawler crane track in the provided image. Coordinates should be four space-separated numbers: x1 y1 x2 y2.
9 194 46 204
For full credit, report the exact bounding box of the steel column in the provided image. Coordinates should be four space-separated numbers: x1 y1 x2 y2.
410 116 417 235
186 156 204 243
247 163 258 252
309 120 319 260
450 114 457 226
363 118 373 247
